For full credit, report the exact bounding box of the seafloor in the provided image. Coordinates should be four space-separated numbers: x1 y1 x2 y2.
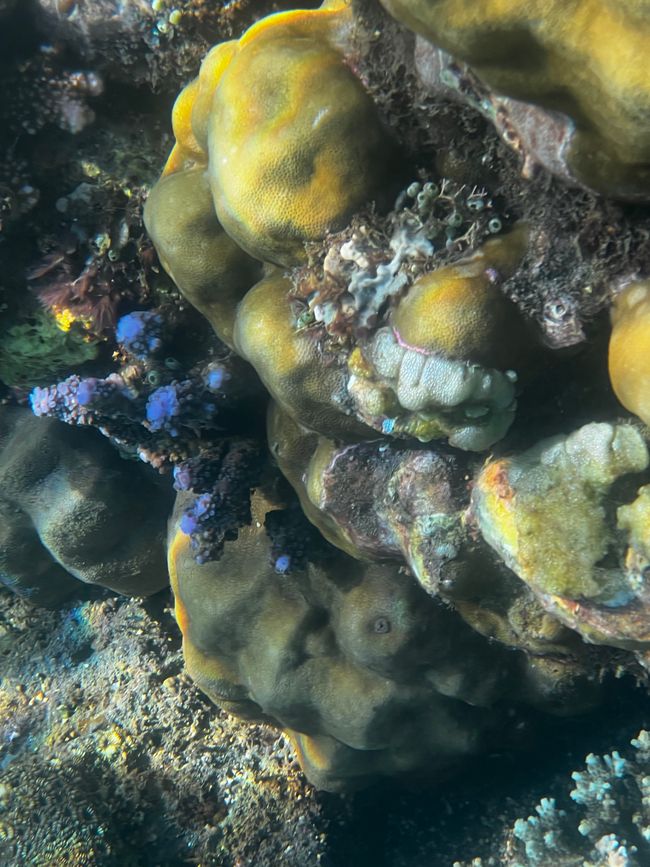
2 0 650 865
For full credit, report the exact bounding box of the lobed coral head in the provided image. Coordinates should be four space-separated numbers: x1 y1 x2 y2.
154 0 397 268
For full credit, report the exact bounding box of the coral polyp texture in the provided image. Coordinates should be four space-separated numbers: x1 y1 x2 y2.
0 406 171 605
149 0 397 267
378 0 650 199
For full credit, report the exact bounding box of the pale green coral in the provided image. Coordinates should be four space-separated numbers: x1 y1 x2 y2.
472 422 650 653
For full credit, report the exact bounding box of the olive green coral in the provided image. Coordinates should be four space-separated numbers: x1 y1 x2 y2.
379 0 650 199
0 406 171 605
143 167 262 349
167 487 579 791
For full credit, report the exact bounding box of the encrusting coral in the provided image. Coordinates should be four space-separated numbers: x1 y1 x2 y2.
378 0 650 200
472 422 650 656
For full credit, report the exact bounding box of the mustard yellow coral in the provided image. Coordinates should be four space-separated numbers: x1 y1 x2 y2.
234 270 374 438
158 0 395 266
391 224 529 367
379 0 650 198
609 280 650 427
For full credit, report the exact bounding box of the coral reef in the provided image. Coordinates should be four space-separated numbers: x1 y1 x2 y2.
29 306 267 563
379 0 650 199
0 405 171 604
456 729 650 867
4 0 650 827
132 0 650 794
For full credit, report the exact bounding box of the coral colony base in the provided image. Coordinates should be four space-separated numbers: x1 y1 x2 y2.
3 0 650 845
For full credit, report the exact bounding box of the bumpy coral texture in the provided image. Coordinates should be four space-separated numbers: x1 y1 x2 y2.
347 227 529 450
153 0 395 267
267 401 596 676
168 488 559 792
609 280 650 427
473 422 650 654
379 0 650 199
0 406 171 606
138 0 650 793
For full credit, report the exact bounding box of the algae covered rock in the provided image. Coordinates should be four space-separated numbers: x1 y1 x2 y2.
472 422 650 654
0 306 100 388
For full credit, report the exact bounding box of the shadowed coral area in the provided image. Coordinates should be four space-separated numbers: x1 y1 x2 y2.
143 168 263 349
378 0 650 199
168 488 558 791
0 406 171 605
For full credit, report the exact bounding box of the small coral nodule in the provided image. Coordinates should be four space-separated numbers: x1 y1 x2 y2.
609 280 650 427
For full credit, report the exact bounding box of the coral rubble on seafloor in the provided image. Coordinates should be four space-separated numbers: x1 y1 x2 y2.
3 0 650 853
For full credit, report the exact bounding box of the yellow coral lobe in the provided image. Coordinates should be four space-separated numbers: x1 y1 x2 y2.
190 41 238 152
167 527 192 636
238 0 352 49
157 0 392 266
391 227 528 367
475 459 519 554
287 731 333 773
208 31 393 265
163 78 203 176
609 280 650 426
